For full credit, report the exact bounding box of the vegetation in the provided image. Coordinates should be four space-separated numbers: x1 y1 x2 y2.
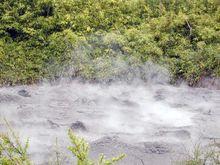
178 143 220 165
68 130 125 165
0 120 31 165
1 126 220 165
0 127 125 165
0 0 220 85
0 130 31 164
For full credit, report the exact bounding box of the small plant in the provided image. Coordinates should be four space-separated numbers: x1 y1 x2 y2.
0 120 31 165
178 143 220 165
68 129 125 165
0 121 125 165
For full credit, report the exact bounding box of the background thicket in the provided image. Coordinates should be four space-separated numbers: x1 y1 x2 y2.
0 0 219 85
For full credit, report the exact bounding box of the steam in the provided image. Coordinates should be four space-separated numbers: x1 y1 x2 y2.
0 37 220 164
48 32 171 84
1 66 220 164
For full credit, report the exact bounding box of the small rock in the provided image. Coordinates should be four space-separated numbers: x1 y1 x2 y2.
70 121 86 131
74 97 96 106
18 89 31 97
47 120 59 128
143 142 170 154
205 109 212 115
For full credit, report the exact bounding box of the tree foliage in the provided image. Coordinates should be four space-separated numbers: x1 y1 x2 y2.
0 0 219 85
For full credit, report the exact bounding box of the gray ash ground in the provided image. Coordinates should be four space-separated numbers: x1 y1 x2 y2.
0 80 220 164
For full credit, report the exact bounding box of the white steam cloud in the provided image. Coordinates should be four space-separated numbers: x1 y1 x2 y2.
0 37 220 164
0 62 219 164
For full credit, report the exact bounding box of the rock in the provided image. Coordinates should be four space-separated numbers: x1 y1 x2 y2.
203 109 212 115
143 142 170 154
18 89 31 97
92 136 120 145
70 121 86 131
73 97 96 106
47 120 59 128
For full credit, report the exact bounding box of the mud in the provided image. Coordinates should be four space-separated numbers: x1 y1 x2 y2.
0 80 220 164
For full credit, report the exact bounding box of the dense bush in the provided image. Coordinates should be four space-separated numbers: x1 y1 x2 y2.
0 0 219 85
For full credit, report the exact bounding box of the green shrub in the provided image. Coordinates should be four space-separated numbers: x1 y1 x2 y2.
0 0 219 85
0 121 31 165
68 129 125 165
0 124 125 165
